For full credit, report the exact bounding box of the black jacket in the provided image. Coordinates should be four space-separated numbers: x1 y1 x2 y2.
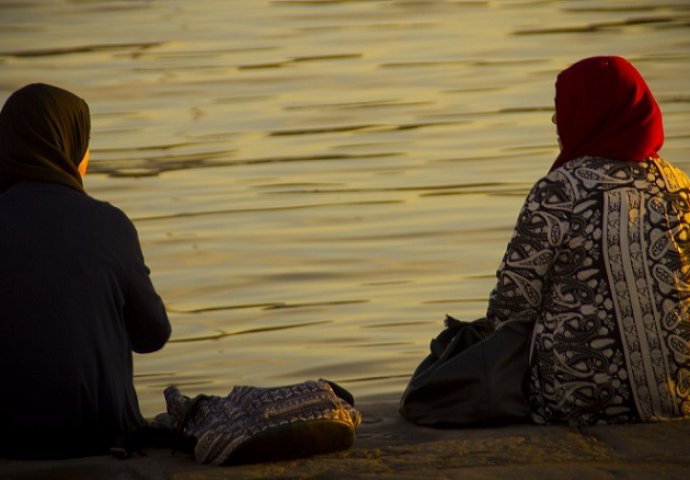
0 182 171 458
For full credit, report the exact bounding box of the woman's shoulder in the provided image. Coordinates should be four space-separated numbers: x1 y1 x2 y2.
547 156 650 190
3 183 132 223
648 157 690 192
85 195 138 231
85 193 128 216
554 155 642 175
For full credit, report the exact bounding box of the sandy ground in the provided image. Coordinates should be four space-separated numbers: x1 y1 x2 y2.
2 397 689 480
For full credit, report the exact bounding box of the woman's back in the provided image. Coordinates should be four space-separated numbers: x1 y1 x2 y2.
499 155 690 424
0 182 168 456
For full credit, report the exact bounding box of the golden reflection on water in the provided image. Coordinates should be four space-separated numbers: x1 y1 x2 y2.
1 0 689 415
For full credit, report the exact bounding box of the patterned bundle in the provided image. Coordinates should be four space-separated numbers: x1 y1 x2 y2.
165 379 362 465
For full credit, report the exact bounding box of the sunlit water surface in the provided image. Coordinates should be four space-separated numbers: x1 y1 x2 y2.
1 0 689 416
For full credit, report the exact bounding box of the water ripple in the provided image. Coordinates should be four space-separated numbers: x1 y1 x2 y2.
91 152 400 177
0 41 165 58
513 16 680 35
131 199 402 222
169 320 333 344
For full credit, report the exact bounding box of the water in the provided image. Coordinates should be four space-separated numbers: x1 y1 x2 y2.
1 0 689 416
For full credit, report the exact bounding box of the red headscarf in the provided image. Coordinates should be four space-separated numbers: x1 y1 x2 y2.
550 56 664 171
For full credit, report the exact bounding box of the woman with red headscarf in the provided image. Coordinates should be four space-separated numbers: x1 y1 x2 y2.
486 57 690 425
0 84 171 458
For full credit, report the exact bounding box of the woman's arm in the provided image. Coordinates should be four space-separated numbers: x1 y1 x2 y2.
121 218 171 354
486 172 573 328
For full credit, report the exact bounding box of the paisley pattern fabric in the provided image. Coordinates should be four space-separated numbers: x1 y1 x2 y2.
487 156 690 425
165 379 362 465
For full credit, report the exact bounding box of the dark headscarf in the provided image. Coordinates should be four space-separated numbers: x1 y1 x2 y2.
0 83 90 193
550 56 664 171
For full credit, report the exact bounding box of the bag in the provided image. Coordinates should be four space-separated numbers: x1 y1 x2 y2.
164 379 362 465
399 315 531 427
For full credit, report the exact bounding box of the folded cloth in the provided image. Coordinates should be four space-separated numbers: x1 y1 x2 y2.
165 379 362 465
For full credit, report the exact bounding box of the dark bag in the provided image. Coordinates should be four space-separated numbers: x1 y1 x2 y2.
399 315 531 427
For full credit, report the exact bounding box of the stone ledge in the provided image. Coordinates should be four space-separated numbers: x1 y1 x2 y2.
2 401 689 480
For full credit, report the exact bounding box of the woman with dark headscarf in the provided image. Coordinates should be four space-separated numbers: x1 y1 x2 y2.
0 84 171 458
486 57 690 425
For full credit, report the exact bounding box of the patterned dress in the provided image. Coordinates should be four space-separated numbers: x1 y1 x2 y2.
486 156 690 425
